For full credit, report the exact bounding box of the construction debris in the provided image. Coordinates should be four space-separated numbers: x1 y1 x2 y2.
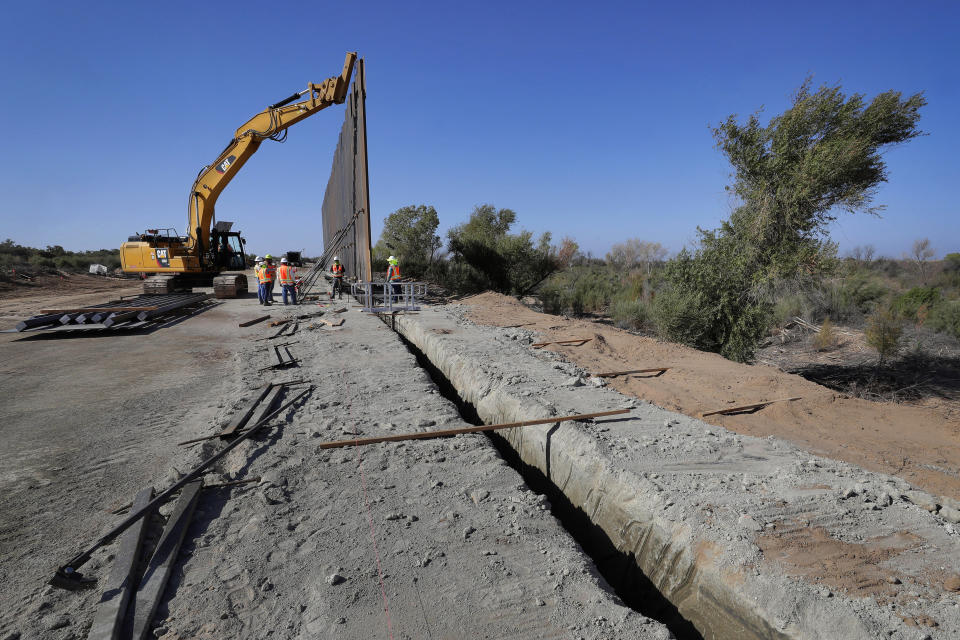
531 337 592 348
700 396 802 417
594 367 671 378
238 314 270 328
50 385 313 589
88 487 154 640
129 480 202 640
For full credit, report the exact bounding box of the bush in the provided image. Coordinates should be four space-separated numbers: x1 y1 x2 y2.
927 300 960 340
865 308 903 365
802 276 888 322
539 265 619 316
892 286 942 321
610 295 653 331
812 317 839 350
773 292 805 325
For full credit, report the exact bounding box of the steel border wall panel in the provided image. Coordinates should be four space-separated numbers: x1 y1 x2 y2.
321 58 372 281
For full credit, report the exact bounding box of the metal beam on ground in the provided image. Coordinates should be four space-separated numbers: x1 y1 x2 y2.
128 481 202 640
88 487 154 640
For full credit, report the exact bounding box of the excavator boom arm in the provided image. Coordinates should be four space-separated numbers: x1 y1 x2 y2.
187 52 356 253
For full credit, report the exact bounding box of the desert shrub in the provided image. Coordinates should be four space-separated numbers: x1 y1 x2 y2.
610 295 653 331
812 317 839 350
539 265 619 316
773 292 805 325
865 308 903 365
892 286 942 321
927 300 960 340
935 253 960 290
873 258 903 278
801 276 888 322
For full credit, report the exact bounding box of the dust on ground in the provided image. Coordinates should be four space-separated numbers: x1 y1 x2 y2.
462 291 960 499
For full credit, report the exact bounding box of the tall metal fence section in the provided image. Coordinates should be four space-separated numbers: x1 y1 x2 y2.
321 57 372 282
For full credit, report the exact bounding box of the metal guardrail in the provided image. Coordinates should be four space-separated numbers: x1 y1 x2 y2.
351 281 425 313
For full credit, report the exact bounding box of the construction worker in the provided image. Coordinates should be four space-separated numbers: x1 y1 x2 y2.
278 257 297 305
256 256 272 305
253 256 266 304
330 256 345 300
263 254 277 304
386 255 401 300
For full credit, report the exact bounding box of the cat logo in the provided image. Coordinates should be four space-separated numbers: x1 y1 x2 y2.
215 155 237 174
154 248 170 268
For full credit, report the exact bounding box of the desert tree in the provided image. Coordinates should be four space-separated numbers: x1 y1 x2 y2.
907 237 935 282
374 205 442 268
655 79 925 361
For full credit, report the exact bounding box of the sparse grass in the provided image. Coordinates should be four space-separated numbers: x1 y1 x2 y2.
813 317 839 350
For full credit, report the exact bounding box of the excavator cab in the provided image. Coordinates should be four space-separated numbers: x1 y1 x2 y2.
208 223 246 271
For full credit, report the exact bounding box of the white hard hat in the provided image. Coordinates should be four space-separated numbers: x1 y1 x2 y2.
333 256 339 261
254 256 261 261
388 255 396 261
280 257 288 263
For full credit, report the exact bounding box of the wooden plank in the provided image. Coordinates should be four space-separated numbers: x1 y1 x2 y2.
320 317 345 327
88 487 154 640
594 367 671 378
215 384 273 439
316 409 630 450
128 481 203 640
498 322 535 328
238 315 270 328
701 396 802 418
268 319 292 327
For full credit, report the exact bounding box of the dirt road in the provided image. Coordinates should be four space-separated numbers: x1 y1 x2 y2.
464 292 960 499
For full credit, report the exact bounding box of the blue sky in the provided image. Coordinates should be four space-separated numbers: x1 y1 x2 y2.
0 1 957 260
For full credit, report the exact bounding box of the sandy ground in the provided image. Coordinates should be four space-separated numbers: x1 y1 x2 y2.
0 285 667 639
463 292 960 500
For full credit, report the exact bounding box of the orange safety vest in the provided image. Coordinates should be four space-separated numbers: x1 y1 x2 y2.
387 264 401 281
259 264 276 283
278 264 295 284
332 263 344 278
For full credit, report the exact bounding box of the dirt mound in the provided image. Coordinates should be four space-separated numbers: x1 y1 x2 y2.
463 291 960 498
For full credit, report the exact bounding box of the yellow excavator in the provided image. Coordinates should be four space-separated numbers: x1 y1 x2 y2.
120 52 357 296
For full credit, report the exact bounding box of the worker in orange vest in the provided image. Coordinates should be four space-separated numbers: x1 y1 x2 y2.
386 255 402 300
256 256 272 305
262 255 277 305
330 256 345 300
278 257 297 305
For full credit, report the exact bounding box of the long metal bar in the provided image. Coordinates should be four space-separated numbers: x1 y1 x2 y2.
136 294 207 321
316 409 631 450
50 385 313 589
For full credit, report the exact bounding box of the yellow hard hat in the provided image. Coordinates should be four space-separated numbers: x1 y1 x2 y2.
264 254 272 259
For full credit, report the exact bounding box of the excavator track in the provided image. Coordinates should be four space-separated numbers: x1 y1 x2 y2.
212 273 248 299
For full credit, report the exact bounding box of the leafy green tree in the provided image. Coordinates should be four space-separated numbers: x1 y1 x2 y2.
373 205 441 269
446 204 558 295
655 80 925 361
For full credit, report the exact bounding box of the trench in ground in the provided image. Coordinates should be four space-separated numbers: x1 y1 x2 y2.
391 323 704 640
